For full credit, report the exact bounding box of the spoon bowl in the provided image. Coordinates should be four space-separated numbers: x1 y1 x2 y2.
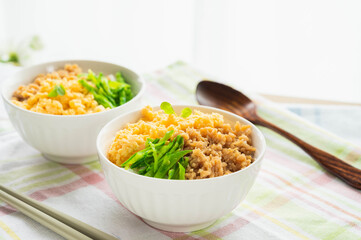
196 81 258 122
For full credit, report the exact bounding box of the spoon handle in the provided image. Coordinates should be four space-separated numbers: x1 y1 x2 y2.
254 117 361 190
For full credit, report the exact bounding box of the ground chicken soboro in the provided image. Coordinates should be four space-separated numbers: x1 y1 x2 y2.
12 64 106 115
107 106 256 179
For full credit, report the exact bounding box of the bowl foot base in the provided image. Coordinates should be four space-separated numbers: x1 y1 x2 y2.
42 153 98 164
143 218 216 232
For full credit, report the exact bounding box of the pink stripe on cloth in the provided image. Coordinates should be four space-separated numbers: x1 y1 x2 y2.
266 149 361 202
0 205 16 216
158 231 199 240
211 218 250 238
29 174 98 202
260 174 361 231
65 165 196 240
265 150 316 175
62 165 115 199
64 165 138 215
311 172 334 186
92 179 117 201
321 179 361 203
209 189 294 239
198 209 266 240
262 169 361 222
30 165 104 202
0 165 103 216
0 172 102 216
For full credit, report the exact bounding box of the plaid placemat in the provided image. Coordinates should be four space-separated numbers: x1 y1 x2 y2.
0 62 360 240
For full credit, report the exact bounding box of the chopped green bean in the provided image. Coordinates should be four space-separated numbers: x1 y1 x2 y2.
154 150 192 179
178 162 185 180
119 90 126 105
120 130 191 180
138 167 147 175
78 69 133 109
121 148 148 169
171 163 179 179
168 169 175 179
116 72 125 83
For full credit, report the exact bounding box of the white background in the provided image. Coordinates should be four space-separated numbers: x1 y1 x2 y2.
0 0 360 102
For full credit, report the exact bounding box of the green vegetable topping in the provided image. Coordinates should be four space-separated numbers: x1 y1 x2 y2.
180 107 192 118
78 70 133 109
178 162 185 180
160 102 192 118
121 130 192 180
160 102 175 115
48 84 66 97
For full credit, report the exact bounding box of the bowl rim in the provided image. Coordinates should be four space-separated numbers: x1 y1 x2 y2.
1 59 146 118
96 104 266 183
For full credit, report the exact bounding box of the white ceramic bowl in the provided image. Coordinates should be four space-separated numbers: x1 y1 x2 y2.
1 60 145 164
97 105 266 232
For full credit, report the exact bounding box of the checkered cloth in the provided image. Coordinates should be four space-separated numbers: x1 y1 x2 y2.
0 62 360 240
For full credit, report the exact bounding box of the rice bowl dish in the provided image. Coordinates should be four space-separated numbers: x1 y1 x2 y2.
97 104 266 232
2 59 144 164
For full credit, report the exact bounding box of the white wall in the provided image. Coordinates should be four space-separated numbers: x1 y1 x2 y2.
1 0 195 72
194 0 361 102
1 0 361 102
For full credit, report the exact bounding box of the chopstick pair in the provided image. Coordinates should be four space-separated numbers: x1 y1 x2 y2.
0 185 119 240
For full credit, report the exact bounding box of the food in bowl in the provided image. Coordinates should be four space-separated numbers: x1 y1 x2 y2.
11 64 133 115
97 104 265 232
107 103 256 179
2 60 144 164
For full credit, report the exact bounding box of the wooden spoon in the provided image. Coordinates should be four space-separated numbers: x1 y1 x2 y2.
196 80 361 190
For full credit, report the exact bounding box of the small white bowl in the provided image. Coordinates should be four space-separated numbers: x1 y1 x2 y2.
1 60 145 164
97 105 266 232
